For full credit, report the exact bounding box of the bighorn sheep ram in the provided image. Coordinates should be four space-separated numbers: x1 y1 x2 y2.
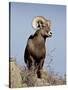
24 16 52 78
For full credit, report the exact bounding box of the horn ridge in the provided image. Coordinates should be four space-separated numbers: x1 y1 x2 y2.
32 16 47 30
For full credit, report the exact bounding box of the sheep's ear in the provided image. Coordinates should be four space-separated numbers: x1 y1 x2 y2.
32 16 46 30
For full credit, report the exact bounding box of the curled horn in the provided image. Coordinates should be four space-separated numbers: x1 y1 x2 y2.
32 16 47 30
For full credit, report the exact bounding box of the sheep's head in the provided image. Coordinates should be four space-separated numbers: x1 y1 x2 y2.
32 16 52 37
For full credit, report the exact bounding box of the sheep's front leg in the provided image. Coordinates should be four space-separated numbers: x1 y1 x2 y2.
27 55 37 77
27 55 35 71
37 59 44 78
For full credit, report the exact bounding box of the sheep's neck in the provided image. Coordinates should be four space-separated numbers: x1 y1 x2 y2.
33 34 46 48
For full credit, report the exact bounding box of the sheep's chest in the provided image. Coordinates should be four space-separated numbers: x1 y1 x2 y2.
28 39 46 59
33 42 46 59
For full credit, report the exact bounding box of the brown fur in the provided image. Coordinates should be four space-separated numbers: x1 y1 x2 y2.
24 20 52 78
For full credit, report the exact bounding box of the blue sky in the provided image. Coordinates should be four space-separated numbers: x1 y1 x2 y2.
10 2 66 76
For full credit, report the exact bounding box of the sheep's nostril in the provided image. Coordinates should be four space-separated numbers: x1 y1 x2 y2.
48 32 52 37
50 32 52 35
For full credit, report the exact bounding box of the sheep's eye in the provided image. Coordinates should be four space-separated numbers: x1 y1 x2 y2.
46 23 48 27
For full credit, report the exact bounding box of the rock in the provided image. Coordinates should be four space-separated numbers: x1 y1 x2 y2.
9 58 22 88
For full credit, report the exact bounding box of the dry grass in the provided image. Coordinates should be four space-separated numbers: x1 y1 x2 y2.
20 67 66 87
9 58 66 88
